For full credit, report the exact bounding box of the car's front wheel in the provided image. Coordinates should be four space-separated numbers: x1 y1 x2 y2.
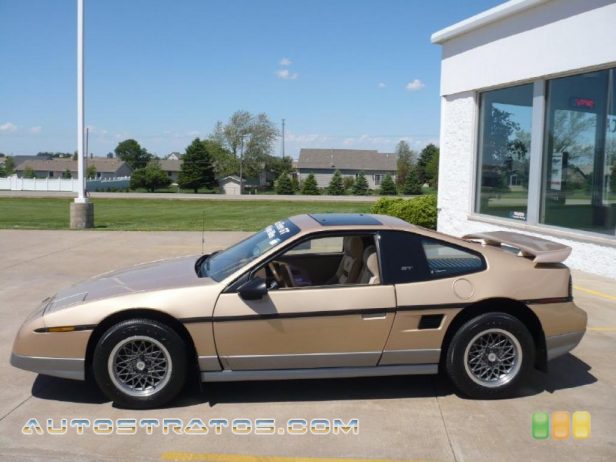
93 319 187 409
445 312 534 399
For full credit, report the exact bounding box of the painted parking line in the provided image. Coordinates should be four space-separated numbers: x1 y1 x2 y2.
574 286 616 302
587 326 616 332
160 453 425 462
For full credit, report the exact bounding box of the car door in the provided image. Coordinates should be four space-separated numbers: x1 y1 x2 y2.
212 232 396 370
378 230 487 366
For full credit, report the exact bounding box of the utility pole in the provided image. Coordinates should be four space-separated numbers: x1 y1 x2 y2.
70 0 93 228
281 118 285 159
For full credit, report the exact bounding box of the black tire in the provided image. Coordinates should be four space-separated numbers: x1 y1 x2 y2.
93 319 187 409
445 312 534 399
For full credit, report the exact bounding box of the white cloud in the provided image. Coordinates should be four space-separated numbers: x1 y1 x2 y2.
0 122 17 133
276 69 299 80
406 79 425 91
279 58 292 66
29 126 42 134
378 82 386 88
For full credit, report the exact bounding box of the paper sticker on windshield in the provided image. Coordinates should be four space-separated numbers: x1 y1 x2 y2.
274 221 291 235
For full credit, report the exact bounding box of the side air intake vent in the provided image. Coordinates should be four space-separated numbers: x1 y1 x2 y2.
418 314 444 330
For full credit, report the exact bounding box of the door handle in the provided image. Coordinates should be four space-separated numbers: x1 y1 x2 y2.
361 312 387 320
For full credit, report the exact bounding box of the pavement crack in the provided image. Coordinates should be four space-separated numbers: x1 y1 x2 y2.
433 377 459 462
0 395 32 422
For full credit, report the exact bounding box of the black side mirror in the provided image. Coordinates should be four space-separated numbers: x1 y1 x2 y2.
238 277 268 300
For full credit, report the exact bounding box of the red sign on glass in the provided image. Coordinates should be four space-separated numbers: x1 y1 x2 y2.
570 97 595 109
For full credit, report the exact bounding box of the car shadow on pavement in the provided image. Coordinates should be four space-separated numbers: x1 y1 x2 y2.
31 375 108 404
180 374 451 408
524 353 597 395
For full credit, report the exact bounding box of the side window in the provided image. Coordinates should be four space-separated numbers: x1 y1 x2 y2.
378 231 431 284
420 238 486 278
264 234 380 289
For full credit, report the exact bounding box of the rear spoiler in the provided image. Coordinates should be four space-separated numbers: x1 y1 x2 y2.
462 231 571 264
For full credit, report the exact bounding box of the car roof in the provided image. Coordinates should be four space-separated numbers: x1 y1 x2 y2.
288 213 414 232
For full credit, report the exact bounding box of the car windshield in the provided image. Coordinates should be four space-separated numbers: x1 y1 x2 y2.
199 219 301 282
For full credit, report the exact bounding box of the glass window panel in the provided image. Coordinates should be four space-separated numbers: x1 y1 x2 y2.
476 84 533 221
541 69 615 235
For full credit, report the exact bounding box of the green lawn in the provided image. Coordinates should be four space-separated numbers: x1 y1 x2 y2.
0 198 372 231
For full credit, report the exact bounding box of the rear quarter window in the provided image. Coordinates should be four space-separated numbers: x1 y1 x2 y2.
420 238 486 278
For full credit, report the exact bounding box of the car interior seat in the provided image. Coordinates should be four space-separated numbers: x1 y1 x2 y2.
358 245 380 284
327 236 364 284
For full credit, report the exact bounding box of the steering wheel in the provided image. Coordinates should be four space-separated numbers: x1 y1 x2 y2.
268 262 284 287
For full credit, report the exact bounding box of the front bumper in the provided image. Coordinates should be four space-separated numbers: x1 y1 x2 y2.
10 353 85 380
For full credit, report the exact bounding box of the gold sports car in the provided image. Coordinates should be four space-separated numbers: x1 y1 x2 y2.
11 214 587 408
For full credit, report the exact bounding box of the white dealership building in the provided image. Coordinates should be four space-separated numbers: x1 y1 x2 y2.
432 0 616 278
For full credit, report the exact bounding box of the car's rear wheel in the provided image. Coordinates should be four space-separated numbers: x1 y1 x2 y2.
93 319 187 409
445 312 534 399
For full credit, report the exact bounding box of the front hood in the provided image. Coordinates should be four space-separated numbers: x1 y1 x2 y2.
47 255 211 312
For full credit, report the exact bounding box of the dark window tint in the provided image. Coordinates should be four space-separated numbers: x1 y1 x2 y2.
541 69 616 235
378 231 430 284
420 238 485 278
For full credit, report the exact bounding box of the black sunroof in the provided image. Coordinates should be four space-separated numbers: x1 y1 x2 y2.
309 213 382 226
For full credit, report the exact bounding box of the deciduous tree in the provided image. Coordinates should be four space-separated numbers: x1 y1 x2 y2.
114 139 152 170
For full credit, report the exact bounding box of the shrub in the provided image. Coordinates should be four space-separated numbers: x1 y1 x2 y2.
370 194 437 229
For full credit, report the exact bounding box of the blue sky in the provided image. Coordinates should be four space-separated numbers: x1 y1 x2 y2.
0 0 502 158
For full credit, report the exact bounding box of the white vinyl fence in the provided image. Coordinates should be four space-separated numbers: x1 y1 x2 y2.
0 175 131 192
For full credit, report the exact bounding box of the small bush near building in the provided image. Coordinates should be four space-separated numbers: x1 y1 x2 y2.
301 173 320 195
327 170 345 195
352 172 369 195
379 174 397 196
275 171 294 195
370 194 437 229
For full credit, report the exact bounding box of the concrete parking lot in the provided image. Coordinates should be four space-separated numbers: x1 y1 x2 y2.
0 230 614 461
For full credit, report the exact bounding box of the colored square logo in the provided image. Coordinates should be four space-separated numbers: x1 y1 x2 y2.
531 412 550 440
572 411 591 439
552 411 570 440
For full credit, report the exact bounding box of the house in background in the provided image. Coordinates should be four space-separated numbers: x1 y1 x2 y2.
14 158 131 179
297 149 397 189
159 159 182 183
219 175 244 195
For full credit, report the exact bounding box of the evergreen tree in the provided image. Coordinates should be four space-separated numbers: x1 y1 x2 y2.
327 170 345 195
62 169 72 179
275 171 294 195
291 175 300 192
379 174 397 196
352 172 369 195
179 138 216 193
403 167 422 195
417 144 439 185
301 173 320 195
